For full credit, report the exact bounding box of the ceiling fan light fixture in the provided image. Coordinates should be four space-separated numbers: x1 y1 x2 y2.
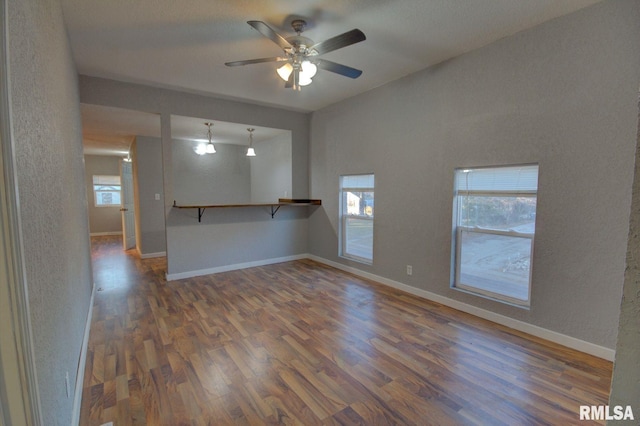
227 20 365 91
301 61 317 78
277 61 317 84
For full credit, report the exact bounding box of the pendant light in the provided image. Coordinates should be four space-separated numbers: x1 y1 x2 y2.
246 128 256 157
204 122 216 153
195 122 216 155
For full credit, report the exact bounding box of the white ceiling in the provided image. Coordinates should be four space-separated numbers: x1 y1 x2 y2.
66 0 601 154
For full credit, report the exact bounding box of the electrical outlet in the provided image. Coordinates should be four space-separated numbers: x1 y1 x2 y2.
65 371 71 398
406 265 413 276
155 193 161 201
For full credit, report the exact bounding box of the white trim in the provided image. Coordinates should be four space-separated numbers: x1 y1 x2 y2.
71 282 96 426
0 0 42 421
166 254 308 281
307 255 615 361
89 231 122 237
140 251 166 259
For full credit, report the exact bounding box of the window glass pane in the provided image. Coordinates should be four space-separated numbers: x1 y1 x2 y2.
340 174 374 263
458 230 531 301
345 217 373 261
95 191 122 206
345 191 374 217
458 195 536 232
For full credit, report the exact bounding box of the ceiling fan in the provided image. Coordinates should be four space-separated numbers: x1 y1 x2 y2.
225 19 366 91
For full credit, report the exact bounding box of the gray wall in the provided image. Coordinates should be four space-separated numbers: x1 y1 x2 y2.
84 155 122 235
173 140 251 205
609 97 640 422
78 77 311 276
132 136 166 255
8 0 93 424
251 133 293 203
309 0 640 349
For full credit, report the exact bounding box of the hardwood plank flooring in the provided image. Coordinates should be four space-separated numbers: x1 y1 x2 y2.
80 236 612 425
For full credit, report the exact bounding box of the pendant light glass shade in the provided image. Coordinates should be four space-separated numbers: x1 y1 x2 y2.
246 128 256 156
194 144 207 155
195 122 217 155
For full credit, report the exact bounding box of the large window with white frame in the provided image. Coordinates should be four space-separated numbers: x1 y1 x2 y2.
452 164 538 306
340 174 374 264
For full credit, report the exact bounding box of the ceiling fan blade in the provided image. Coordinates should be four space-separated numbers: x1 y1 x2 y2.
248 21 292 51
310 29 366 55
225 57 288 67
316 59 363 79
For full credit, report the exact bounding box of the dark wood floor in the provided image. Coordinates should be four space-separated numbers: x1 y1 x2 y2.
80 235 612 425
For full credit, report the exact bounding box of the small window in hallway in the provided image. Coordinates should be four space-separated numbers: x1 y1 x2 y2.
93 175 121 207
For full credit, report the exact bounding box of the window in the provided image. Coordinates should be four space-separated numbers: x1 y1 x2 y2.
340 174 374 263
452 164 538 306
93 175 122 207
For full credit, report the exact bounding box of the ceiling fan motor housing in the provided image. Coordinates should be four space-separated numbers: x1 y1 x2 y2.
290 19 307 33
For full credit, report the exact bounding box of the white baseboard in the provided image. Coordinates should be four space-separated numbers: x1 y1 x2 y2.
166 254 308 281
71 282 96 426
89 231 122 237
140 251 166 259
307 255 615 362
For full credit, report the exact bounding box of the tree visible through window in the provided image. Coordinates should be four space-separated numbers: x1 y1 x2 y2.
93 175 122 207
340 174 374 263
452 164 538 306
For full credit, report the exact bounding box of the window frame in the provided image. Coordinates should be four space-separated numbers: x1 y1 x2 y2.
451 165 538 307
339 174 374 264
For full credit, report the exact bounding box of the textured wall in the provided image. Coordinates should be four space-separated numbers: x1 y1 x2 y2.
133 136 166 255
609 97 640 422
251 133 293 203
309 0 640 349
8 0 93 424
173 140 251 205
84 155 122 234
